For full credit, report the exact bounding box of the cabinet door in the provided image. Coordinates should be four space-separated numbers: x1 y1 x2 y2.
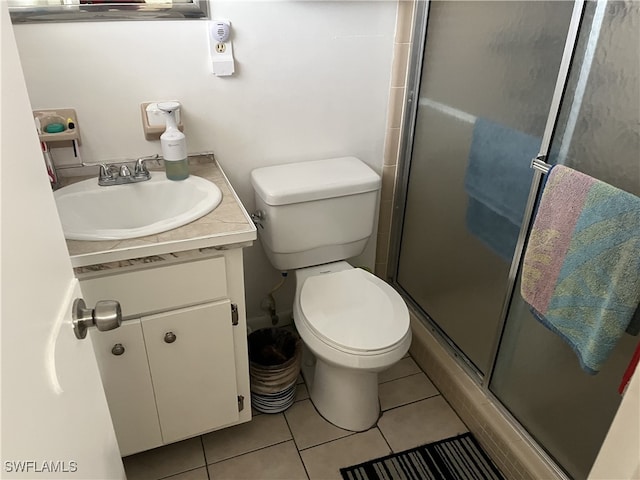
142 300 239 444
90 320 163 456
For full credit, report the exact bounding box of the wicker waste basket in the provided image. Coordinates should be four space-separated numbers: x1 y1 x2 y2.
248 328 302 413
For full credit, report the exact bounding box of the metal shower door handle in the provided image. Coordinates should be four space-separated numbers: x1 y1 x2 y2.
72 298 122 340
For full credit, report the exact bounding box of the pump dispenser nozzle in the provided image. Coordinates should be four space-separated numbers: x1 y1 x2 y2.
158 102 180 128
158 102 189 181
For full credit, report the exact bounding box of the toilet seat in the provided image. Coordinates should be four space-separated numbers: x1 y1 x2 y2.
299 268 409 355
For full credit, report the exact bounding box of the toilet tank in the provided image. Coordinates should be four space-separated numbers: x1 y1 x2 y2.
251 157 381 270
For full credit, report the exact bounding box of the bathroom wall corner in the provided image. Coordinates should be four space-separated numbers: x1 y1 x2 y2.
409 314 562 480
376 0 415 281
374 164 397 278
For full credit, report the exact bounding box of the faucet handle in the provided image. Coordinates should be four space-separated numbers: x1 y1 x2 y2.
133 158 149 177
134 157 152 179
134 154 158 179
99 164 115 181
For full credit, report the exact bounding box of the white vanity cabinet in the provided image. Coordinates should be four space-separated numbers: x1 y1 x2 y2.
82 249 251 457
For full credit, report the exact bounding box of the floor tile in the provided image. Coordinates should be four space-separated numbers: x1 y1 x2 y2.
378 356 422 384
207 440 307 480
295 383 310 402
378 396 468 452
123 437 205 480
379 372 439 411
165 467 209 480
284 399 353 450
202 413 291 464
300 428 391 480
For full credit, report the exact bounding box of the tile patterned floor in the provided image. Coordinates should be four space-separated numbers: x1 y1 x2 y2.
123 355 469 480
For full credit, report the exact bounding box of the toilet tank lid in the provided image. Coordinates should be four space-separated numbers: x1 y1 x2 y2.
251 157 381 206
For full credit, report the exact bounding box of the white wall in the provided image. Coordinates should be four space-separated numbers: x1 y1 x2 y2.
12 0 397 319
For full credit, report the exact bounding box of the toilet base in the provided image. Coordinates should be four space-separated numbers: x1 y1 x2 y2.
306 356 380 432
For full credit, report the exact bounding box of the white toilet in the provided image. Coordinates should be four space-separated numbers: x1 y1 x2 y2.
251 156 411 431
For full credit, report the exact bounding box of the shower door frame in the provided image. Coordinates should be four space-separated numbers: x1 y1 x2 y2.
387 0 587 476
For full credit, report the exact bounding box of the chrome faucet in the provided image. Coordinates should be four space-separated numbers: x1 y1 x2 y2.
98 155 158 186
119 164 132 178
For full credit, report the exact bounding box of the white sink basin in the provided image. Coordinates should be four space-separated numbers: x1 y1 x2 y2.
54 174 222 241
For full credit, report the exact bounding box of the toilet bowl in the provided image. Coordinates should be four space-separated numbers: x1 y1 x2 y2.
293 262 411 431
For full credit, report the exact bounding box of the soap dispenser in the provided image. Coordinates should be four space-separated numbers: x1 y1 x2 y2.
158 102 189 181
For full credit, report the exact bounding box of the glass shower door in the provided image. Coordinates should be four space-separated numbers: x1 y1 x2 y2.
490 1 640 478
395 1 574 373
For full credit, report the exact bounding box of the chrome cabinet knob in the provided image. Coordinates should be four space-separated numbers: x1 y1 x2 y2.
111 343 125 356
164 332 177 344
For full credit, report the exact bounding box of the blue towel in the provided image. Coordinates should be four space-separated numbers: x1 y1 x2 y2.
466 198 522 261
464 118 540 260
521 165 640 373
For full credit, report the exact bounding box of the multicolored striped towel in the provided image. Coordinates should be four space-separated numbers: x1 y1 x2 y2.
521 165 640 374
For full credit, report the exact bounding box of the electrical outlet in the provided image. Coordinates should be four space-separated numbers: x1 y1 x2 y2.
209 19 235 76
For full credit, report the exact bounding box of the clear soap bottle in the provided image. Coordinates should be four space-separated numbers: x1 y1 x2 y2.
158 102 189 181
